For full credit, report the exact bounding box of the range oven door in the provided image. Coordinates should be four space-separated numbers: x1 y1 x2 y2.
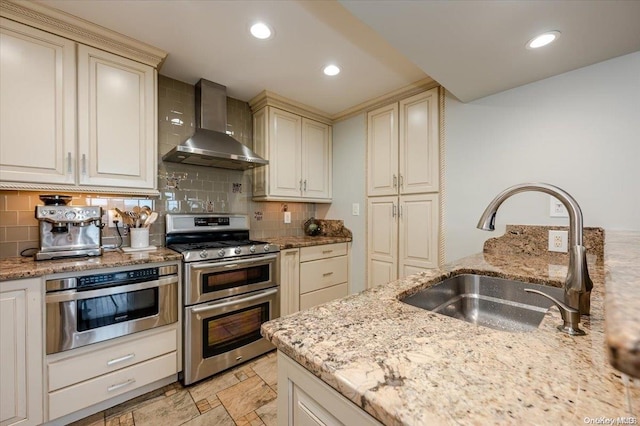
184 286 279 385
185 253 278 305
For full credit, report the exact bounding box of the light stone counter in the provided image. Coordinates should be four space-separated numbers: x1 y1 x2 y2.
0 248 182 281
262 230 639 425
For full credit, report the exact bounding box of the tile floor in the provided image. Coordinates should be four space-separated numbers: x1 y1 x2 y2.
70 351 278 426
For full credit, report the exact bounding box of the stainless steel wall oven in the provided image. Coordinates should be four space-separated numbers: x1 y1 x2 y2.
166 213 280 385
45 264 179 354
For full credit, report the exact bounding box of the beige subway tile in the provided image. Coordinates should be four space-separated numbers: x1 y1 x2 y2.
18 240 38 254
0 193 6 210
0 242 18 258
6 226 29 242
0 227 6 242
28 226 39 240
6 194 30 211
17 211 38 226
0 211 18 226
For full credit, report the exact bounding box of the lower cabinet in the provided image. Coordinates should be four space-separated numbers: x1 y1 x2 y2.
279 243 350 315
0 278 43 426
45 326 178 421
277 351 381 425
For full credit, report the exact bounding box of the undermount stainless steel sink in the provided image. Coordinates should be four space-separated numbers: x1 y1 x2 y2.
401 274 564 332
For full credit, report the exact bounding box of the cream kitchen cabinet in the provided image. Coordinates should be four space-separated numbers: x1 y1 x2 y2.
367 193 439 287
0 277 43 426
279 243 350 315
0 3 165 195
367 89 439 196
277 351 381 426
252 106 332 203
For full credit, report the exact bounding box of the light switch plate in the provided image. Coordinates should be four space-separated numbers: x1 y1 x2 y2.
352 203 360 216
549 196 569 217
284 211 291 224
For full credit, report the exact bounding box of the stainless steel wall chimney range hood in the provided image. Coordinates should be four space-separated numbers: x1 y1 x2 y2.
162 79 268 170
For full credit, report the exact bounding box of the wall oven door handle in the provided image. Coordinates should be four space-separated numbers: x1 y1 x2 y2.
45 275 178 303
191 288 278 314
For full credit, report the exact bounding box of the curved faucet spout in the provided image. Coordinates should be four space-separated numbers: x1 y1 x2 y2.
477 183 592 316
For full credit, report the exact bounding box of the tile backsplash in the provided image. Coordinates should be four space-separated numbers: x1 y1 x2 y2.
0 75 315 259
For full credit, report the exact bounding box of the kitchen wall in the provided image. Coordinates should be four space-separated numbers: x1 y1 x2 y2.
445 51 640 261
316 114 367 292
0 75 315 259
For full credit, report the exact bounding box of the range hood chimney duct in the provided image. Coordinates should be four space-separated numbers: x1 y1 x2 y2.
162 79 268 170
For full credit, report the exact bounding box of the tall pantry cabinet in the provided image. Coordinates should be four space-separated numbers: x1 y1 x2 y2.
367 88 440 288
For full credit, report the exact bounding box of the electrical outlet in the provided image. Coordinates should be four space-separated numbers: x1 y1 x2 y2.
284 211 291 224
548 230 568 252
352 203 360 216
549 196 569 218
107 209 121 228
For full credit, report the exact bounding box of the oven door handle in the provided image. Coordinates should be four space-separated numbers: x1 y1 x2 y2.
189 253 278 272
45 275 178 303
190 288 278 314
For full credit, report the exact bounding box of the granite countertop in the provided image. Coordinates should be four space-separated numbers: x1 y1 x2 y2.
0 248 182 281
262 230 639 425
267 235 352 250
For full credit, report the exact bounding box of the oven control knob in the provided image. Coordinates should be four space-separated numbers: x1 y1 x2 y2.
249 245 256 253
263 244 271 252
234 247 242 255
199 250 208 259
217 249 225 257
65 211 76 220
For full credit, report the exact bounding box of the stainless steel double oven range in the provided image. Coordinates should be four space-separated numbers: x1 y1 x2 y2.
166 213 280 385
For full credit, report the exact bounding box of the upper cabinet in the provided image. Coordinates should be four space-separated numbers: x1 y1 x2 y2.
367 89 439 196
250 92 332 203
0 1 166 195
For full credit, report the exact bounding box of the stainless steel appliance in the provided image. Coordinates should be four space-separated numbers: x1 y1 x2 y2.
162 79 268 170
45 264 179 354
166 213 280 385
35 203 103 260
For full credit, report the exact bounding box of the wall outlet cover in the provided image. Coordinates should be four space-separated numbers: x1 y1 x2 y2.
352 203 360 216
548 230 568 252
284 211 292 224
107 209 120 228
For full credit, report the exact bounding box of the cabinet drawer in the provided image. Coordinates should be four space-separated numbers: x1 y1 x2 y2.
300 256 348 294
300 243 347 262
300 283 348 311
48 327 177 392
49 352 177 421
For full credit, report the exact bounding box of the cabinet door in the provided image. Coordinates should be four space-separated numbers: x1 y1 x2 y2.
280 248 300 316
0 18 76 185
301 118 331 200
268 108 302 197
367 196 398 288
252 108 268 197
77 45 156 189
367 103 398 197
399 89 439 194
0 278 43 426
398 194 439 276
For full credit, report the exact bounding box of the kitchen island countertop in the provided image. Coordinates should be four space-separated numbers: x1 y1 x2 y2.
262 230 639 425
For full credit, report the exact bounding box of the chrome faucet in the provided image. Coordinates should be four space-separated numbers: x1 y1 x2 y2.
477 183 593 316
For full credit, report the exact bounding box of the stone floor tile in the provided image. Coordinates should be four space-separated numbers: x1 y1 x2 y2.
256 399 277 426
180 404 235 426
132 389 199 426
104 387 166 418
251 354 277 387
217 375 276 420
187 369 240 403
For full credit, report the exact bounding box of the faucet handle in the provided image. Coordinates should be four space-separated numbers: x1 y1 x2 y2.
524 288 586 336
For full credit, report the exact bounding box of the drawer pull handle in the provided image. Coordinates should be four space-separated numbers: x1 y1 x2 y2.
107 353 135 366
107 378 136 392
322 272 334 277
322 250 333 254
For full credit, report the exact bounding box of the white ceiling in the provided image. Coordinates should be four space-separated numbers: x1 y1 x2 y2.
38 0 640 113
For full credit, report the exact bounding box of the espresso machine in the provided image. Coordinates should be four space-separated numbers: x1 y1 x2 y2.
34 195 103 260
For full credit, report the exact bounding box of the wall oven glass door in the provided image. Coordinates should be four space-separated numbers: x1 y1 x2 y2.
185 254 277 305
184 287 279 385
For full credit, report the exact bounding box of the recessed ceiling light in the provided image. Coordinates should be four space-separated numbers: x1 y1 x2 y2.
526 31 561 49
323 64 341 76
250 22 273 40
